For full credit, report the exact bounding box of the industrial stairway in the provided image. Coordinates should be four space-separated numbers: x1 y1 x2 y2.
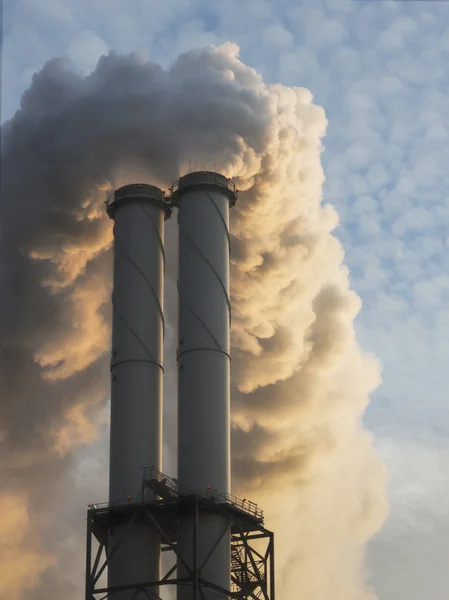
142 466 180 501
231 544 245 584
231 543 263 596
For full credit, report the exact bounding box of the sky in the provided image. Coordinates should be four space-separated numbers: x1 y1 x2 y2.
2 1 449 599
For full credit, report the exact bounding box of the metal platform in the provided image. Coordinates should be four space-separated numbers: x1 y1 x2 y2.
86 468 274 600
170 172 238 207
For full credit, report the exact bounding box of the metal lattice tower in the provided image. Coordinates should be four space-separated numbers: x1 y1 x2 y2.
86 468 274 600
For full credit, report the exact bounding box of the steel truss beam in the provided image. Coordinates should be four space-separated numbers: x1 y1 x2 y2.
85 498 274 600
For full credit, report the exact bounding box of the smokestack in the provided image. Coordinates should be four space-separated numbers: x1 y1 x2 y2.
106 183 171 598
173 172 237 600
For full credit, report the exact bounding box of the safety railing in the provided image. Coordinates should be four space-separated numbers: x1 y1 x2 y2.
171 173 236 196
105 186 170 211
87 497 137 510
200 487 263 521
88 467 263 521
142 466 180 497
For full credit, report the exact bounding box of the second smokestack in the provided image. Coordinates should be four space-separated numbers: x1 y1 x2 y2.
173 172 237 600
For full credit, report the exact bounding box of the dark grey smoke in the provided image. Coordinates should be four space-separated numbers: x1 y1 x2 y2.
0 43 386 599
0 44 272 598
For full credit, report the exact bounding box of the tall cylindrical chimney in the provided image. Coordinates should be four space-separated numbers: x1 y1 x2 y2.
106 183 169 599
174 172 237 600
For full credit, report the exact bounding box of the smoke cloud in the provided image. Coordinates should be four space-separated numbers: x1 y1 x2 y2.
0 43 387 598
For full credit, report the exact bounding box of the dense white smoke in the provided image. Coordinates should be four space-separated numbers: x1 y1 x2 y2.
0 43 387 599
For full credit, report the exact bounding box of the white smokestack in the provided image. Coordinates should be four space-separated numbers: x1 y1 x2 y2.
174 171 237 600
0 43 387 599
106 183 169 599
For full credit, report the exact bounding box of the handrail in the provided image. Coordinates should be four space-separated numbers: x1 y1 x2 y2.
88 467 263 522
171 174 236 196
105 175 236 209
105 187 170 209
87 498 138 510
200 488 263 520
142 466 180 496
142 467 263 520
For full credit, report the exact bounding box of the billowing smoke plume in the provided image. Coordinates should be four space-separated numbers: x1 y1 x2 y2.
0 43 388 599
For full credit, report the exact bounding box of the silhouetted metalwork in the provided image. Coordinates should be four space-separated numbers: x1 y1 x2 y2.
85 468 275 600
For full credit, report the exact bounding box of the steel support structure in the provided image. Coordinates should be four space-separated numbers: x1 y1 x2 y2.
85 502 274 600
85 471 274 600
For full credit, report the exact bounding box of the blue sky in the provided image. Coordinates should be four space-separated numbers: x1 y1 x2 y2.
3 1 449 599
